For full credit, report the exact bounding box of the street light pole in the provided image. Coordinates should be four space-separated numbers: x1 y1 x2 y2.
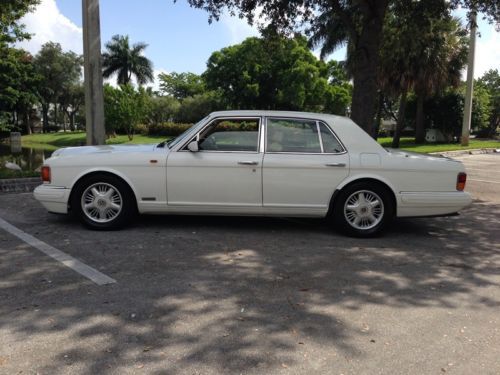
82 0 106 145
461 10 477 146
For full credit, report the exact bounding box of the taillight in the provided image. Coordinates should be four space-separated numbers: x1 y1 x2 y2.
41 166 51 183
456 172 466 191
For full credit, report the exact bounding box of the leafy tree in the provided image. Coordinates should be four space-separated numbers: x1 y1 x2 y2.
59 83 84 132
104 84 149 140
0 0 39 43
476 69 500 137
185 0 499 136
145 95 180 125
102 35 154 85
158 72 205 99
174 91 223 123
33 42 82 132
0 47 40 134
203 32 346 113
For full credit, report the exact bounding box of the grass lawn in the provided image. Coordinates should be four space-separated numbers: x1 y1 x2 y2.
378 137 499 153
20 132 499 153
21 132 167 151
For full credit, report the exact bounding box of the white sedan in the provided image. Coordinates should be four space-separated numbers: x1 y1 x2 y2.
34 110 472 237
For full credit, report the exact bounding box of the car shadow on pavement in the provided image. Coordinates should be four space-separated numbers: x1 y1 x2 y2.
0 199 499 373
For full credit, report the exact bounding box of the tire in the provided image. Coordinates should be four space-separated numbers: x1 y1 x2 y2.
71 173 136 230
332 182 394 237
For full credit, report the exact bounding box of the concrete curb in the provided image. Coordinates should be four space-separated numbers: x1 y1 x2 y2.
0 177 41 194
431 148 499 157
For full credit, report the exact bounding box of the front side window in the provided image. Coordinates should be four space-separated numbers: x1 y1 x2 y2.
267 118 321 153
194 118 260 152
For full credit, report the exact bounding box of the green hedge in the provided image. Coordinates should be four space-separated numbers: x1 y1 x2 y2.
136 122 193 137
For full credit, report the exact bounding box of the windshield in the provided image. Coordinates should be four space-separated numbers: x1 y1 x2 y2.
158 116 209 149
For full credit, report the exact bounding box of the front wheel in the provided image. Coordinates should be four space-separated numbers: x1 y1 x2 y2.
332 182 394 237
72 174 136 230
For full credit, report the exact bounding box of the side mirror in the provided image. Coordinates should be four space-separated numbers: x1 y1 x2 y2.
187 140 199 152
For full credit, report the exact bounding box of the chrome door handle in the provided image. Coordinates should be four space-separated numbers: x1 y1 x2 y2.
238 161 259 165
325 163 346 167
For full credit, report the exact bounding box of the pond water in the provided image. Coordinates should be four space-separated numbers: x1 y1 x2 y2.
0 143 53 174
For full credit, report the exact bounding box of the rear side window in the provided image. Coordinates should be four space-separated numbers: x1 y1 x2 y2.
267 118 321 153
319 123 344 153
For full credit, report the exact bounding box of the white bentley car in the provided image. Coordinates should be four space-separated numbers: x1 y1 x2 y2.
34 111 472 236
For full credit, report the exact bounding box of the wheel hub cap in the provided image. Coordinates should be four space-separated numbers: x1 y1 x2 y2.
344 190 384 230
81 182 123 223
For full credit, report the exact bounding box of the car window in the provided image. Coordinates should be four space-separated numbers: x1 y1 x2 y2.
267 118 321 153
197 118 260 152
319 122 344 153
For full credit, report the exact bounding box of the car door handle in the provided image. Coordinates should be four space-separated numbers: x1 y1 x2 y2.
325 163 346 167
238 161 259 165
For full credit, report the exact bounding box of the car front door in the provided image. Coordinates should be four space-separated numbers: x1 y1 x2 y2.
262 117 349 214
166 117 263 209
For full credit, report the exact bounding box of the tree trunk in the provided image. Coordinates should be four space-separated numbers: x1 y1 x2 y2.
415 94 426 144
53 102 58 130
69 112 75 131
392 90 408 149
42 104 49 133
373 92 384 140
350 0 389 138
23 109 31 135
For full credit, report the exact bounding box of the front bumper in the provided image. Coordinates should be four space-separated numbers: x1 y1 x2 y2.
33 184 70 214
397 191 473 217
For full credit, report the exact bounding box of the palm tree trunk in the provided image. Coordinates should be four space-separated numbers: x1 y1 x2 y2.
53 101 58 130
350 0 388 138
392 90 408 149
415 94 426 144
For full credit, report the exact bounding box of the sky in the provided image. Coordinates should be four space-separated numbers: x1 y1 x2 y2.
16 0 500 90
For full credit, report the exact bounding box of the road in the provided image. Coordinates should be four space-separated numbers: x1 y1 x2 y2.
0 153 499 375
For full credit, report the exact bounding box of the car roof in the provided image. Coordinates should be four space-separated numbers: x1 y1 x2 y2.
209 110 347 123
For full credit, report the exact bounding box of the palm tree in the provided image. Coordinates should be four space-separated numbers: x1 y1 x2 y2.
413 18 468 143
102 34 154 85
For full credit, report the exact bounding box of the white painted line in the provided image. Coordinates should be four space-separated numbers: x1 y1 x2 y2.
468 178 500 184
465 168 500 172
0 217 116 285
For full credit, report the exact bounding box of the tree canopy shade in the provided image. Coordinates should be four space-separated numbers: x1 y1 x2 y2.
203 32 351 114
102 35 154 86
476 69 500 137
185 0 500 137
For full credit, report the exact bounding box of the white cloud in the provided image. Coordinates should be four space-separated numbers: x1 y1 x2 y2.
16 0 82 55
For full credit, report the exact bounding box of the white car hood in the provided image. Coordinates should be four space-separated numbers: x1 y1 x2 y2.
51 144 161 157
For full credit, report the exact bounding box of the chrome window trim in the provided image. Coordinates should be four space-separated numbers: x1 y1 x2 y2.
264 116 347 155
176 116 263 154
316 121 325 153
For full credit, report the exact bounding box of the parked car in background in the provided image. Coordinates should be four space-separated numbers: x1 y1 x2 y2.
34 111 471 236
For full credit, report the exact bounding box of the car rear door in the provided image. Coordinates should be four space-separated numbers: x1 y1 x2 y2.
262 117 349 214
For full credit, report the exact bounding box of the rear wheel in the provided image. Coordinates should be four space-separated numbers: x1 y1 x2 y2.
72 174 136 230
332 182 394 237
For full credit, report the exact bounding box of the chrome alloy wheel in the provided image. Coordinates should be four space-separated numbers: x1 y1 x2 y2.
344 190 384 230
81 182 123 223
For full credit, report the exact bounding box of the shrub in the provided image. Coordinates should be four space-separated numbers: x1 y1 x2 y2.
146 122 193 137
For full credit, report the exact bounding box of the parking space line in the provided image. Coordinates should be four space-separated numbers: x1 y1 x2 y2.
0 217 116 285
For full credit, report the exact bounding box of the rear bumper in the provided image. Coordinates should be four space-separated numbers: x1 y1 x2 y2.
397 191 472 217
33 184 70 214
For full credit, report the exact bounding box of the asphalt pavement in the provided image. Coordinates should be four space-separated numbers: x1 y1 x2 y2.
0 153 499 375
